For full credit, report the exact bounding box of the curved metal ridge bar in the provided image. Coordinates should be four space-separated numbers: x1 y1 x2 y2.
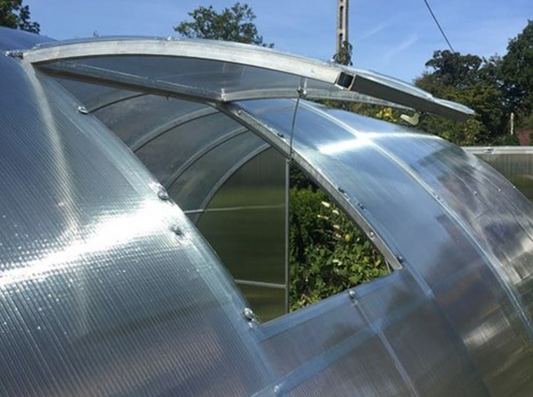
25 38 341 84
23 38 474 121
223 88 413 110
38 61 222 103
87 92 147 113
216 102 403 272
194 144 270 217
163 126 248 188
130 107 219 152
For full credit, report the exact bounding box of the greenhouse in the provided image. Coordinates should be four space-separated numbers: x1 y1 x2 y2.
1 26 533 396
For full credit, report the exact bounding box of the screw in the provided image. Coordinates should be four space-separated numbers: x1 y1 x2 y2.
348 290 356 300
157 187 170 201
76 106 88 114
171 225 183 237
242 307 257 322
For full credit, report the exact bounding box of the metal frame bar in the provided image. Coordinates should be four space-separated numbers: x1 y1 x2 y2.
215 102 404 271
163 126 248 189
25 38 474 121
130 107 218 152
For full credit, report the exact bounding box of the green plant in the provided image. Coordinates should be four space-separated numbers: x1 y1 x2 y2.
289 187 388 311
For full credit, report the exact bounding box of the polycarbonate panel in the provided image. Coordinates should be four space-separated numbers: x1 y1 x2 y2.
0 45 273 397
63 55 321 96
0 26 51 50
94 94 210 148
168 132 267 211
239 99 533 396
135 112 244 185
468 148 533 202
197 148 286 284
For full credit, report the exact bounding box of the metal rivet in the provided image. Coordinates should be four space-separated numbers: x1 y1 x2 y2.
242 307 256 322
358 202 365 210
171 225 183 237
76 105 88 114
369 231 375 238
5 50 23 59
157 187 170 201
237 110 242 115
348 290 356 300
273 385 282 395
396 255 404 264
277 132 285 138
338 187 346 194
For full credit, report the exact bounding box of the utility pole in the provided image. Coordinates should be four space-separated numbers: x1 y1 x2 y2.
336 0 349 54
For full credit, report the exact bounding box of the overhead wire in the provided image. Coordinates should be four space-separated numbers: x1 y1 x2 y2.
422 0 455 52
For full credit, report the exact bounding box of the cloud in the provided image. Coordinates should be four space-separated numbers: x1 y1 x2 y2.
357 22 389 42
383 35 419 64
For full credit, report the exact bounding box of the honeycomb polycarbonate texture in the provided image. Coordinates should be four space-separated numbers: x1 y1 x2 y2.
0 40 273 397
3 27 533 397
52 84 289 321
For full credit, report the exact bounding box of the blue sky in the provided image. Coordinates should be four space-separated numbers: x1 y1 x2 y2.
25 0 532 82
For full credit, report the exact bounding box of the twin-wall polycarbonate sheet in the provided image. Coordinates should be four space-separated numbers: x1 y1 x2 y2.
52 79 288 321
168 132 267 212
344 126 533 322
239 99 533 396
197 148 287 321
93 94 212 148
135 112 244 186
0 51 274 397
54 55 334 99
467 148 533 202
197 148 286 285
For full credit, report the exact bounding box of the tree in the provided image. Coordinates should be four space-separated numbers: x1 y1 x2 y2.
332 40 353 66
415 50 512 145
500 20 533 127
0 0 39 33
174 2 272 47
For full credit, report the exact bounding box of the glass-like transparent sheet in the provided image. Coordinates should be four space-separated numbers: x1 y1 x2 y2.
168 132 266 211
59 55 333 98
197 148 286 285
94 95 210 147
135 112 243 185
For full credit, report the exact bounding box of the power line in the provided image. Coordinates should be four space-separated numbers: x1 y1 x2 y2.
422 0 455 52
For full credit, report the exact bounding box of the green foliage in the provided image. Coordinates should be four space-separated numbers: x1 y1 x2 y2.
332 40 353 66
0 0 39 33
289 187 388 311
415 50 507 145
500 20 533 120
174 2 272 47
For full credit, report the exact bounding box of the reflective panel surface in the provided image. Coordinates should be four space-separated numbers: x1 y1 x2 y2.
2 29 533 397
